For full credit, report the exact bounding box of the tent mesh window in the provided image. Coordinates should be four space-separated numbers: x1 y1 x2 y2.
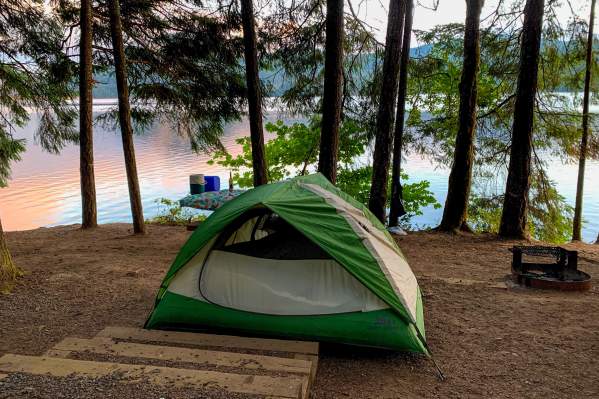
197 208 388 316
218 211 330 260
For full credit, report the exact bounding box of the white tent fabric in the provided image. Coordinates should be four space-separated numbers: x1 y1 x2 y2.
200 250 388 315
168 236 217 300
300 183 419 322
166 226 389 315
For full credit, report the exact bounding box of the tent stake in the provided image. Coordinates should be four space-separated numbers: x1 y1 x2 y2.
429 355 445 382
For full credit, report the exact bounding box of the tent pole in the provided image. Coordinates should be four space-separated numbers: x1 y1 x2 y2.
412 323 445 381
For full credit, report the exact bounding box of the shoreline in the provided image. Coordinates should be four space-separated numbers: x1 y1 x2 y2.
5 221 599 245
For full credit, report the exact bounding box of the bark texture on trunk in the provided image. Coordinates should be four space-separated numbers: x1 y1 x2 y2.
499 0 545 238
241 0 268 187
109 0 146 234
317 0 344 184
438 0 484 232
0 217 21 293
368 0 407 223
389 0 414 227
572 0 596 241
79 0 97 229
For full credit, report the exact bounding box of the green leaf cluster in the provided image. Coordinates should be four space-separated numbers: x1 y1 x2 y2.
210 116 440 222
147 198 207 226
0 0 77 186
405 4 596 242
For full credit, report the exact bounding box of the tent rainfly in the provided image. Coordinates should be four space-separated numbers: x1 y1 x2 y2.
145 173 427 353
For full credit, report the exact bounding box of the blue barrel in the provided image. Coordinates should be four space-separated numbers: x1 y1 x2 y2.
190 174 206 194
204 176 220 192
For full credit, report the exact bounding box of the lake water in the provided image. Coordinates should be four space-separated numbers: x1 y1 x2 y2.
2 105 598 243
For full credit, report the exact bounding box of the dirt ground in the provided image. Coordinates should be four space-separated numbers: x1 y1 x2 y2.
0 224 598 398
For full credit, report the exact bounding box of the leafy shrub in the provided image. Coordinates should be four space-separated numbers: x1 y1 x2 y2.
147 198 206 226
209 117 440 223
468 183 574 244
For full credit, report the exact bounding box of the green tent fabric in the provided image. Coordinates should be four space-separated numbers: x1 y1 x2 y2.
145 173 428 353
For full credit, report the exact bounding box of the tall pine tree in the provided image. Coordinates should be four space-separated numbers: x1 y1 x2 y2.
389 0 414 227
240 0 268 186
318 0 344 183
0 0 76 290
108 0 146 234
369 0 406 223
79 0 98 229
572 0 596 241
438 0 485 232
499 0 545 238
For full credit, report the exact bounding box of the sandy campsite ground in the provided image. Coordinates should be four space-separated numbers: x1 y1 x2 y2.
0 224 598 398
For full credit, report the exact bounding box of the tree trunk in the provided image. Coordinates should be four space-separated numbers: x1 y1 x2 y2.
388 0 414 227
108 0 146 234
317 0 344 184
572 0 596 242
368 0 407 223
498 0 545 239
0 217 21 293
240 0 268 187
438 0 484 232
79 0 97 229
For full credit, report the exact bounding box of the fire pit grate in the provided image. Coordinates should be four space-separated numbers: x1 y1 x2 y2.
510 245 591 291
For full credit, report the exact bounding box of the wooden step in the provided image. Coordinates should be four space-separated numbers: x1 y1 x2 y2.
96 326 319 355
294 353 319 387
0 354 306 399
47 337 312 375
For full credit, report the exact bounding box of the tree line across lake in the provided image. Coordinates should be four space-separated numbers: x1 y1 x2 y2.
0 0 598 291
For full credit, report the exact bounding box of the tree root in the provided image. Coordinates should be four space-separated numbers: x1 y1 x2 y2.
435 221 475 235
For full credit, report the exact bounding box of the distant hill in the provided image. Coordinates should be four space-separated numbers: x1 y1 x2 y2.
92 45 432 99
93 71 118 98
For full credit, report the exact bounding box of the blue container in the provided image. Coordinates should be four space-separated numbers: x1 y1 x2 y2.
204 176 220 192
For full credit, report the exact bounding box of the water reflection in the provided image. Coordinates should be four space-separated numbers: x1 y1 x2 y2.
1 110 597 243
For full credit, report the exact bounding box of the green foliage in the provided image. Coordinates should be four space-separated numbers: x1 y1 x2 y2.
527 168 575 244
336 167 440 220
408 16 594 166
469 168 574 243
406 5 596 242
210 117 440 221
260 0 383 131
123 11 247 152
0 0 77 186
210 119 320 186
56 0 246 152
0 135 26 188
468 195 503 234
147 198 207 226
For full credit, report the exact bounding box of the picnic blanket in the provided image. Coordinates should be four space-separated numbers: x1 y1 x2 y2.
179 190 245 211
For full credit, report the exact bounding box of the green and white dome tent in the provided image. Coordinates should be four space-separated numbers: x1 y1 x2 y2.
145 173 427 353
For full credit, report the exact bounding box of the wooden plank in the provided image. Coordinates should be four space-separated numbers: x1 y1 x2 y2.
294 354 318 384
0 354 304 399
96 326 319 355
294 354 318 399
49 337 312 375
